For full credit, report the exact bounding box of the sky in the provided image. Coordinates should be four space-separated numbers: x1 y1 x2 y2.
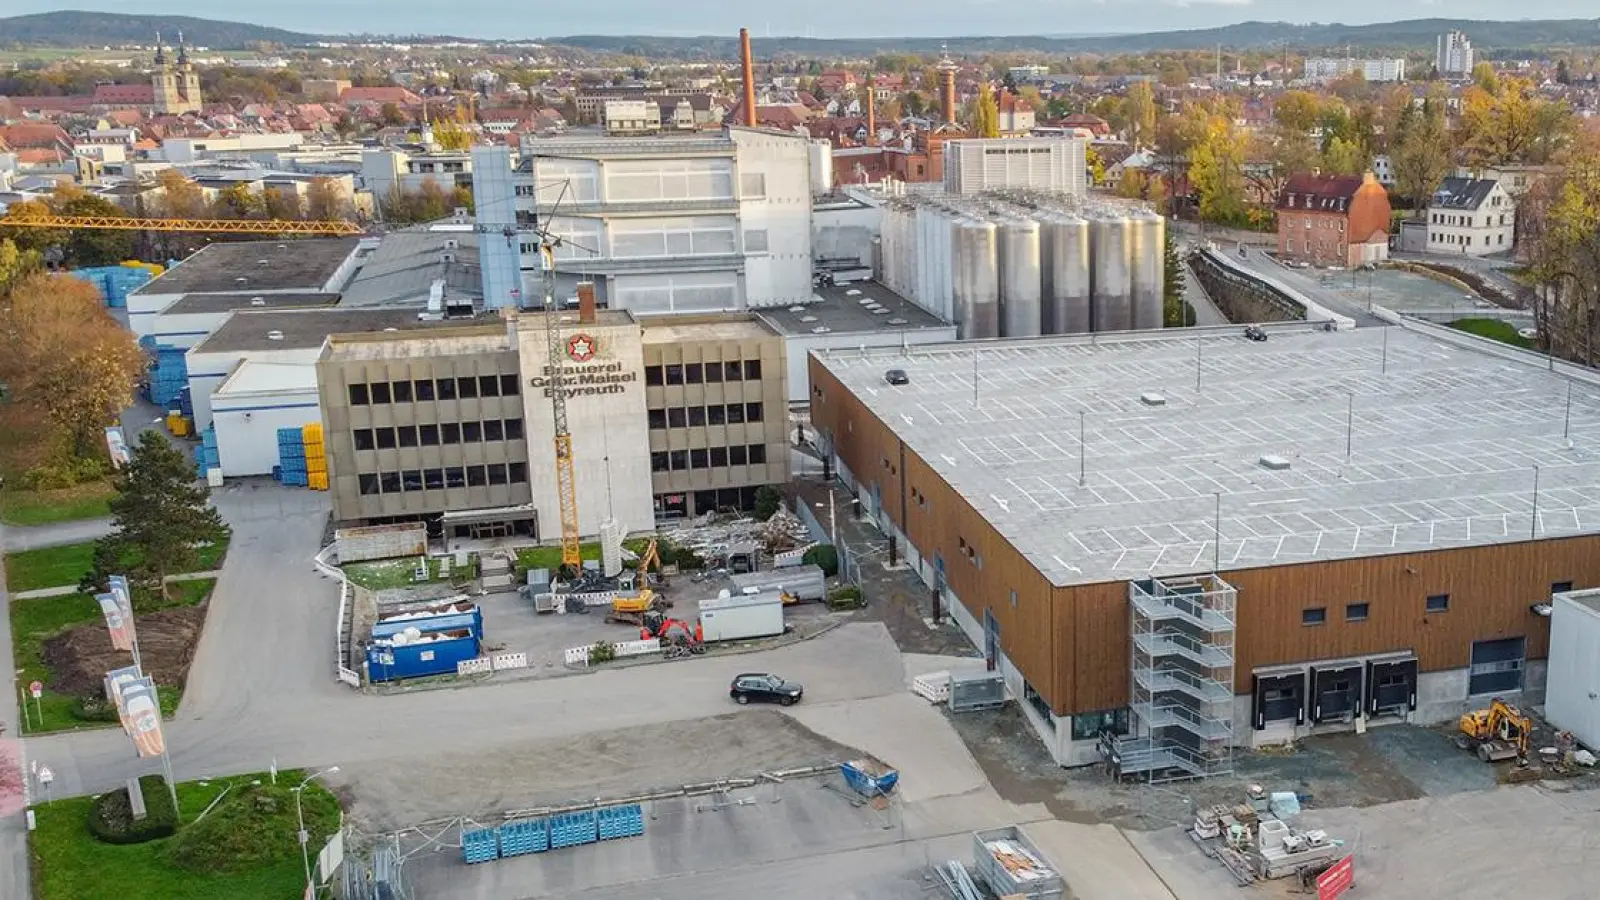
9 1 1600 40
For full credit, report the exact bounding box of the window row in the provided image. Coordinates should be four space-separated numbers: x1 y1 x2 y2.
644 360 762 386
348 374 520 406
357 463 528 495
1301 582 1577 625
650 443 769 472
648 403 765 430
353 419 524 451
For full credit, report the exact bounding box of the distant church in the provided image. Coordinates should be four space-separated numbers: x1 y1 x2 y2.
152 31 203 114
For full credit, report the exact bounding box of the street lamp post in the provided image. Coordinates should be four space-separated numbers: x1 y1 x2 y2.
294 766 339 899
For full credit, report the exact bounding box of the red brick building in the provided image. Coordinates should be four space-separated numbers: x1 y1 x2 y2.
1275 172 1393 267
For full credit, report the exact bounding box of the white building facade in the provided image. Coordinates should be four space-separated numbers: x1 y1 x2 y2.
1425 177 1515 257
1302 57 1406 83
942 138 1087 196
1438 31 1475 78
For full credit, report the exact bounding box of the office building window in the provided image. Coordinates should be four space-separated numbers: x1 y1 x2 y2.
509 462 527 484
400 469 423 491
458 377 478 399
484 419 504 441
748 443 767 464
353 429 374 451
710 447 728 467
479 375 500 397
462 421 482 443
665 364 684 385
359 474 380 495
727 403 745 424
445 467 466 489
379 472 400 493
424 468 444 490
685 363 703 384
744 360 762 380
370 382 391 404
437 378 457 400
467 465 487 487
505 418 524 440
648 409 667 429
688 406 706 427
487 463 508 486
375 427 397 450
348 384 369 406
645 365 664 386
667 407 686 428
500 374 519 396
651 451 669 472
704 363 722 383
392 380 413 402
745 402 763 423
724 361 743 382
708 404 726 425
396 426 418 448
441 423 461 444
1303 606 1327 626
729 445 748 466
415 379 435 401
1346 602 1370 622
1426 593 1450 613
419 424 439 446
691 448 709 469
669 450 688 471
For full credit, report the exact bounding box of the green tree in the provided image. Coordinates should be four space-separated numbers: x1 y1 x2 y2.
0 238 41 295
1162 229 1190 328
1321 136 1368 175
1392 98 1452 209
1085 145 1106 186
379 102 409 127
1122 80 1158 147
51 185 135 267
1189 115 1248 225
1472 62 1500 95
215 183 265 219
430 116 473 151
753 486 783 520
972 83 1000 138
88 433 228 599
262 187 303 221
901 90 925 118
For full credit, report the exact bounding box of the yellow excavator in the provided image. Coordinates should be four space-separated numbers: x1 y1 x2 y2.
1459 698 1532 763
606 588 672 627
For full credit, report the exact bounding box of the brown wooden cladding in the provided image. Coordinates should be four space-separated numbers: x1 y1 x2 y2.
809 355 1600 717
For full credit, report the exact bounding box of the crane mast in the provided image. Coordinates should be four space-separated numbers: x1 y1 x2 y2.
540 242 583 574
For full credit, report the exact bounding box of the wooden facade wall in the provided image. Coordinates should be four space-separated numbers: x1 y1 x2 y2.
809 355 1600 717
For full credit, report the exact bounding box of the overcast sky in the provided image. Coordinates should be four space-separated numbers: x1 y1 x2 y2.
10 1 1600 39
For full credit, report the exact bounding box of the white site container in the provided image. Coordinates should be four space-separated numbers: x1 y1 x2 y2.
1545 589 1600 750
698 591 785 642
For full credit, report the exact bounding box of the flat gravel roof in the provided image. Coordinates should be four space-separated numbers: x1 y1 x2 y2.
135 238 360 295
814 325 1600 587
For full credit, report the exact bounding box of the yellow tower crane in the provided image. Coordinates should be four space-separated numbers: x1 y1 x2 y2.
0 212 364 236
538 240 583 575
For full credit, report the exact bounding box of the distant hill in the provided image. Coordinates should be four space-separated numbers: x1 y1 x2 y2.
0 11 319 48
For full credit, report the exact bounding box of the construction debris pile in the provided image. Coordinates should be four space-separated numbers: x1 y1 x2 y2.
1190 785 1344 886
659 510 814 572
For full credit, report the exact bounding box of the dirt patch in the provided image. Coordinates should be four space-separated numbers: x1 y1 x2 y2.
40 604 206 695
339 709 867 832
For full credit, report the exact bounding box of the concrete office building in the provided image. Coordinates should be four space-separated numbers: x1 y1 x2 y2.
1438 31 1475 79
470 127 814 313
809 326 1600 772
1302 57 1406 83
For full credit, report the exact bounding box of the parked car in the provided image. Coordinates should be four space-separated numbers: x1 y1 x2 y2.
1244 325 1269 342
730 673 804 706
884 368 909 386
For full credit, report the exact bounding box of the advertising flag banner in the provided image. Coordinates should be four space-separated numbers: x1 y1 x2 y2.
108 575 138 648
97 593 135 653
118 678 166 758
105 427 132 469
104 666 144 734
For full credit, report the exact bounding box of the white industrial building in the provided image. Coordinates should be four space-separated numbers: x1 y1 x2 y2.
942 138 1087 197
1546 589 1600 753
1438 31 1475 78
1302 57 1406 83
1424 177 1515 256
470 126 815 313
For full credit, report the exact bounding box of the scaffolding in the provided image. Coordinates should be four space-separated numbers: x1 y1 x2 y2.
1107 573 1236 783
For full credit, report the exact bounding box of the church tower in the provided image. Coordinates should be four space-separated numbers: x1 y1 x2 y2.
151 32 184 114
176 32 203 113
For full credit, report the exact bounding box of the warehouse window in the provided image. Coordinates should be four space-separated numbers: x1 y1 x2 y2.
353 429 374 451
746 402 763 423
1469 637 1526 696
359 474 379 495
487 464 508 486
436 378 457 400
392 381 413 403
462 421 482 443
667 407 686 428
348 384 369 406
1552 581 1574 595
375 428 396 450
445 467 466 489
645 366 664 386
419 424 439 446
727 403 745 424
1426 593 1450 613
1345 602 1369 622
688 406 706 427
704 363 722 384
749 444 767 464
710 447 728 467
724 361 743 382
379 472 400 493
400 470 422 491
485 420 504 441
441 423 461 445
509 462 528 484
1302 607 1327 626
479 375 500 397
505 419 524 440
651 451 669 472
424 469 444 490
1023 681 1053 730
458 377 478 399
415 379 435 401
500 374 519 396
396 426 418 448
708 405 726 425
669 450 688 471
648 409 667 429
467 465 487 487
665 364 684 385
728 445 747 466
744 360 762 380
691 449 709 469
685 363 703 384
1071 708 1129 741
370 382 391 404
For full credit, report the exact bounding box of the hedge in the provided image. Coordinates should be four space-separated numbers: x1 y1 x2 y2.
88 775 177 845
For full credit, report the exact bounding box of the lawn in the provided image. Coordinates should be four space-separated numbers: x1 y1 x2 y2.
343 554 479 591
3 535 231 593
0 480 117 526
514 538 654 580
10 579 214 735
1450 317 1536 350
30 769 340 900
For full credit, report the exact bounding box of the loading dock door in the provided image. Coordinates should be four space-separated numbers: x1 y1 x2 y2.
1310 665 1364 723
1366 658 1418 715
1252 672 1307 730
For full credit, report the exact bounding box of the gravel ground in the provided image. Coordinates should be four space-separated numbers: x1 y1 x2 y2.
337 709 864 832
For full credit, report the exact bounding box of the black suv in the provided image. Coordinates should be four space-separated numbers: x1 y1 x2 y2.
730 673 804 706
884 369 909 386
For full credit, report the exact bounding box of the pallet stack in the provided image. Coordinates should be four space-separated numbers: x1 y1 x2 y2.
303 423 328 491
197 427 220 483
276 428 308 487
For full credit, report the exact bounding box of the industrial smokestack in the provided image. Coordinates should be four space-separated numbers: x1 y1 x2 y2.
864 80 876 145
940 66 957 125
739 28 758 127
576 281 597 324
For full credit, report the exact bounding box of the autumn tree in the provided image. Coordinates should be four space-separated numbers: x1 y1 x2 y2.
1522 135 1600 362
0 238 41 295
214 183 265 219
971 83 1000 138
1189 114 1249 225
431 116 474 151
0 272 145 460
156 169 208 220
87 434 228 600
379 102 409 126
262 187 303 221
306 177 352 221
1322 136 1368 175
1121 80 1158 148
1085 145 1106 186
1459 77 1575 167
1391 98 1452 209
1162 229 1190 327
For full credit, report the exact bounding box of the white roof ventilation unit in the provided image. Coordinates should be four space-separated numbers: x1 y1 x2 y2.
1139 392 1166 407
249 297 266 306
266 330 284 341
1258 455 1291 471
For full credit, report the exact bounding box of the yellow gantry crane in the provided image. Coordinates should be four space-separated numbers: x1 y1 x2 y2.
0 212 365 236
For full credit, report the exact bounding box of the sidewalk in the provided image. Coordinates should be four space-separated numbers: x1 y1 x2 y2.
789 472 976 659
9 569 225 600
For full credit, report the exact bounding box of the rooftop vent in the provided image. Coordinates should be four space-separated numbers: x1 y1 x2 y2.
266 330 284 341
811 326 832 334
257 259 269 266
799 315 818 323
234 276 248 284
788 306 806 313
846 289 862 296
249 297 266 306
1139 392 1166 407
887 317 908 325
383 327 399 332
1259 455 1291 471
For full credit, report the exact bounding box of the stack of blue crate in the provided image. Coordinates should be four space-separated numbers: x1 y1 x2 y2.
276 428 308 487
177 386 194 420
597 804 645 841
142 345 190 407
548 810 598 850
496 818 549 857
461 828 499 864
196 427 220 479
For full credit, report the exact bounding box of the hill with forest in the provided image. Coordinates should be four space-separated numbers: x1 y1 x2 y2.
0 11 326 48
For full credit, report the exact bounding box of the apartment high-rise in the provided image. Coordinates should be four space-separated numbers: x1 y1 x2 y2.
1437 31 1474 79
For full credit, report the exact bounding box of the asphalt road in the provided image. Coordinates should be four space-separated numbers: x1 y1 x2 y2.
1230 247 1389 327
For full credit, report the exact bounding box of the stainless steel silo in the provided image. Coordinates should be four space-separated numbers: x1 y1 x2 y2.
956 220 1000 339
1090 213 1133 332
997 218 1043 338
1042 214 1092 334
1130 211 1166 330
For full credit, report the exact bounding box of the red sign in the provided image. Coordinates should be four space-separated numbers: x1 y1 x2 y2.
566 333 597 363
1317 854 1355 900
28 682 42 699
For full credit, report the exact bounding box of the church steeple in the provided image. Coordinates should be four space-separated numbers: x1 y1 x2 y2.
176 30 189 68
154 31 167 67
